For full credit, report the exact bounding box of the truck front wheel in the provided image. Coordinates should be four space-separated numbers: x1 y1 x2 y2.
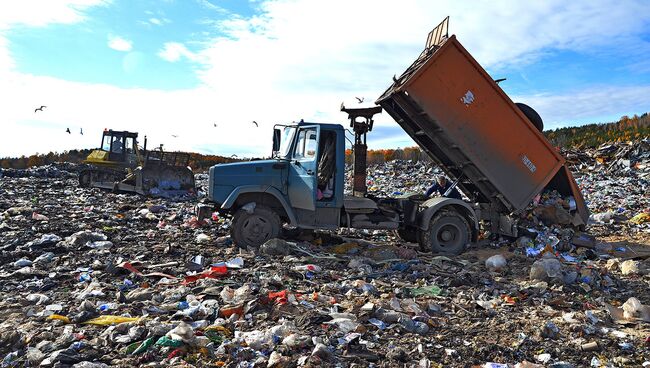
231 205 281 249
421 211 470 255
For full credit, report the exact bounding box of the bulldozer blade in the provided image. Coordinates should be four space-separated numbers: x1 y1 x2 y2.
135 165 196 197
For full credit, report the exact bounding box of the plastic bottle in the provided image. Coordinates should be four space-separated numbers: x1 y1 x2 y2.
292 264 322 272
374 308 402 323
368 318 387 330
99 303 119 312
398 315 429 335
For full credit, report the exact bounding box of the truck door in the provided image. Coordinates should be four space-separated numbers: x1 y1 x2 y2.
288 126 319 211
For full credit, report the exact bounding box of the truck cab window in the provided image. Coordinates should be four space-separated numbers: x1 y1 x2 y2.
294 129 317 159
279 127 296 158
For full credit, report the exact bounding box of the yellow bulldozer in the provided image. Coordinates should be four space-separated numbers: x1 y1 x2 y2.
79 129 195 197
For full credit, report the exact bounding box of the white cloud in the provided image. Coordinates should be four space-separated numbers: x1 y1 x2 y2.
0 0 110 29
195 0 650 93
107 35 132 51
0 74 223 156
184 0 650 151
0 35 14 76
157 42 197 62
196 0 228 14
1 0 649 158
148 17 162 25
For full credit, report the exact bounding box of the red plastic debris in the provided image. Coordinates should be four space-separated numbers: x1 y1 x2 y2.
184 216 207 229
219 304 244 318
166 348 184 360
268 290 288 305
182 265 228 285
118 261 144 276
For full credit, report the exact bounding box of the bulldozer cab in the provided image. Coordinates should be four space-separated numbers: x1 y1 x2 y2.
100 130 139 165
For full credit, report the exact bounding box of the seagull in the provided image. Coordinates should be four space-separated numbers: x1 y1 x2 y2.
80 128 83 135
231 154 238 158
34 105 46 113
355 97 364 103
213 123 217 127
65 128 71 134
252 121 258 127
171 134 178 138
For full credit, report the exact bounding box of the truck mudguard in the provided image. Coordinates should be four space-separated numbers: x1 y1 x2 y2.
417 197 479 241
221 185 298 225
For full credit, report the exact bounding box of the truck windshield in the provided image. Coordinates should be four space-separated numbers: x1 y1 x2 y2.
278 126 296 158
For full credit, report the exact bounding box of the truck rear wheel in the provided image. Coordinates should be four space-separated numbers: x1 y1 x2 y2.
231 205 281 249
421 210 470 255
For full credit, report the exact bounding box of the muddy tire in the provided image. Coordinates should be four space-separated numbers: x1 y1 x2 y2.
516 102 544 132
421 210 470 255
231 205 281 248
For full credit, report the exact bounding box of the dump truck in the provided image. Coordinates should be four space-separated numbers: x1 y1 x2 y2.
79 129 196 197
201 18 589 253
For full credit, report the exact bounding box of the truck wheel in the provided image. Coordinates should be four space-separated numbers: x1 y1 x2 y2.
397 227 418 243
422 211 470 255
516 103 544 132
231 205 281 249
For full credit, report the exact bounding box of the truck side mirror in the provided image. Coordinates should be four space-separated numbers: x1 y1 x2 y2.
272 128 281 152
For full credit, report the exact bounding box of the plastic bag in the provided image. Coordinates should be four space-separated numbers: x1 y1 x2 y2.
82 315 139 325
47 314 71 323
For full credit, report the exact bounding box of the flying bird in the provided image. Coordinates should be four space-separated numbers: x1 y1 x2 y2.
213 123 217 127
80 128 83 135
34 105 46 113
171 134 178 138
252 121 258 127
355 97 364 103
65 128 71 134
231 154 238 158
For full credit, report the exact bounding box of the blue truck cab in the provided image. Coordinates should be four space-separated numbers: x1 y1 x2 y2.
207 121 349 246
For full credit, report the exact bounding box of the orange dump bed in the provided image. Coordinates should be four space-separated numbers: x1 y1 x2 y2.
377 32 588 224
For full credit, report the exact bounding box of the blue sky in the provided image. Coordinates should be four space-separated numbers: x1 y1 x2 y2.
7 1 239 89
0 0 649 157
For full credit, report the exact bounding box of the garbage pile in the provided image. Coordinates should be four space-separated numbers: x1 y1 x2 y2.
355 160 441 197
0 163 79 179
0 140 648 367
567 140 650 238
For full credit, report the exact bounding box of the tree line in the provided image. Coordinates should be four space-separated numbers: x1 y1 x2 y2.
0 149 237 172
545 113 649 148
